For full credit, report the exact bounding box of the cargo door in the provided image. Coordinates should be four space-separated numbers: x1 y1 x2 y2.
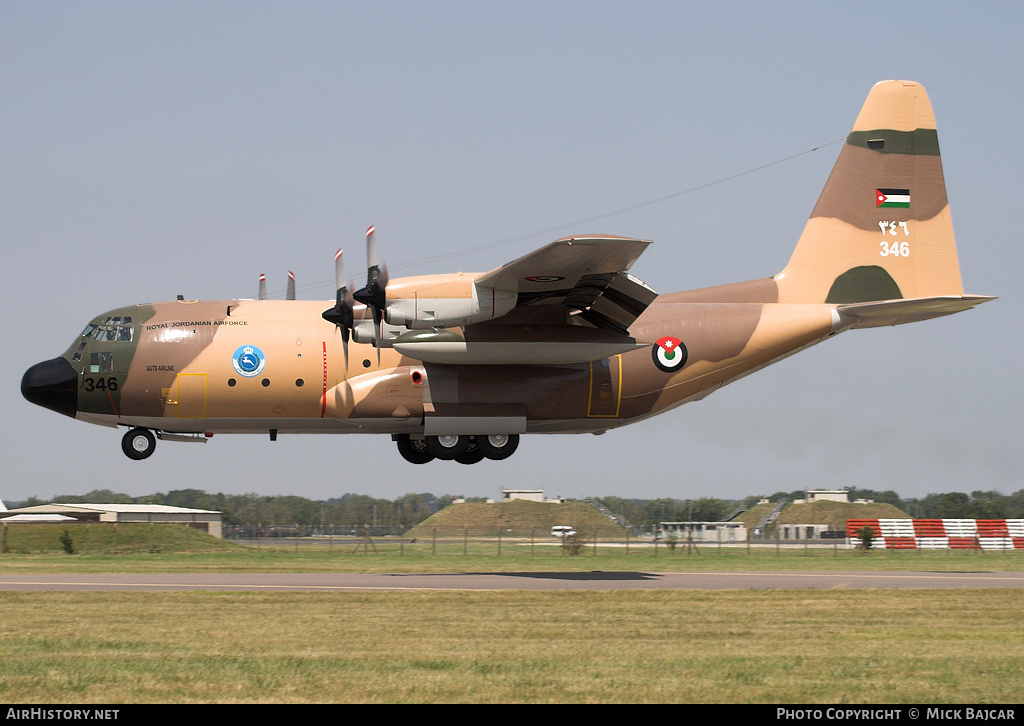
587 355 621 417
174 373 207 418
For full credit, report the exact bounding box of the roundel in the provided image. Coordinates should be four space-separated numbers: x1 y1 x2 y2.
652 336 687 373
232 345 267 378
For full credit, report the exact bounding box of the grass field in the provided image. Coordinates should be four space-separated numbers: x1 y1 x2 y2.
2 526 1022 703
1 589 1021 703
3 547 1024 574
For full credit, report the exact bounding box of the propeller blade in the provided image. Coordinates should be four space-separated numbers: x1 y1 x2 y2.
372 304 383 365
286 271 295 300
258 274 267 300
334 248 347 299
365 225 377 270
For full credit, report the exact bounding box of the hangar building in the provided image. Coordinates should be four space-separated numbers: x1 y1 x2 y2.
0 503 223 538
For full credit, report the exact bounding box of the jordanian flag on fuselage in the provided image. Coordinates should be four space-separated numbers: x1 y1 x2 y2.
876 188 910 208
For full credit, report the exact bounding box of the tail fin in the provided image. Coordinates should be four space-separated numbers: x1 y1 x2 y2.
776 80 965 304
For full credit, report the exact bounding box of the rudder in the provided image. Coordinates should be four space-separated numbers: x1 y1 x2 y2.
776 81 964 304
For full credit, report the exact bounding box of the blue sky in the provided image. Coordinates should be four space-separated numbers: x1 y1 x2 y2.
3 1 1020 503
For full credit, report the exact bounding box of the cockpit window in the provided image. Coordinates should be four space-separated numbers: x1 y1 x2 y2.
82 320 134 343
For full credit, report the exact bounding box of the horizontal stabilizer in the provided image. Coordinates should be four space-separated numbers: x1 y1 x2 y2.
837 295 995 328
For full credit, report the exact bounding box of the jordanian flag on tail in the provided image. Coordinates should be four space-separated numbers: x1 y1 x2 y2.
876 188 910 208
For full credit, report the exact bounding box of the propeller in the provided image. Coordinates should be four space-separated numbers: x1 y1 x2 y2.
258 274 267 300
352 225 389 361
321 249 356 366
322 249 355 335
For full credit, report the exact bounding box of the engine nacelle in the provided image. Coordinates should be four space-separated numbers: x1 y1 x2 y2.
351 320 407 347
384 274 517 329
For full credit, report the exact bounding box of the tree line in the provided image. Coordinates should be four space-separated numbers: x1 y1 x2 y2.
8 487 1024 529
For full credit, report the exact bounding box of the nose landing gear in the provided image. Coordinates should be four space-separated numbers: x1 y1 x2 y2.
121 428 156 460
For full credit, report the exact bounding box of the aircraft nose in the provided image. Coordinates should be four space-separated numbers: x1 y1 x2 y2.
21 357 78 418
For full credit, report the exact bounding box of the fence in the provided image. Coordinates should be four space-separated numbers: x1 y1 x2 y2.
223 525 860 557
228 526 650 555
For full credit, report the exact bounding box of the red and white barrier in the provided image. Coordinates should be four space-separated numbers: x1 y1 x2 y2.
846 519 1024 550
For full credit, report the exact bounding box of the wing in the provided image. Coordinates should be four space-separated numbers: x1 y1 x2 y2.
391 236 658 365
475 235 658 333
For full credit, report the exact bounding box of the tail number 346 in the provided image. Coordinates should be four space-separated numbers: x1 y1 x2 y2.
83 377 119 392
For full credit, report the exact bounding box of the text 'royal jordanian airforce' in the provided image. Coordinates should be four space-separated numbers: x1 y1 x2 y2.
22 81 993 464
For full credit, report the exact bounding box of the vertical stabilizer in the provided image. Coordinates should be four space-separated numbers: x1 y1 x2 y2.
776 81 964 304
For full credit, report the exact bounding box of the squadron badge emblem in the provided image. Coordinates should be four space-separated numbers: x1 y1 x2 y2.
232 345 266 378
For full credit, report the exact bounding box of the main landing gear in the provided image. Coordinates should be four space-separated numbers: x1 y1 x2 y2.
394 433 519 465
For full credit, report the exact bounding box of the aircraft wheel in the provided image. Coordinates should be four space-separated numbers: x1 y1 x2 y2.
396 434 435 464
425 434 470 461
121 428 156 460
455 440 486 465
477 433 519 460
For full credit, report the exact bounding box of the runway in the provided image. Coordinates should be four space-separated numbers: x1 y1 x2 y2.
1 570 1022 592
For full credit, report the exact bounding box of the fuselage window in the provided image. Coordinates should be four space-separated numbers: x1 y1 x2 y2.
72 341 87 362
89 352 114 373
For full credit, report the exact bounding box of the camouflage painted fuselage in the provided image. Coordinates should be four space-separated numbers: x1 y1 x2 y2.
62 293 839 436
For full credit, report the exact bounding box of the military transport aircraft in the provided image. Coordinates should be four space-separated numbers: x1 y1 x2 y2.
21 81 993 464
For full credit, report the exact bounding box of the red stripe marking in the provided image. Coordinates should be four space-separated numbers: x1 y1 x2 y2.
320 341 328 418
108 391 120 418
